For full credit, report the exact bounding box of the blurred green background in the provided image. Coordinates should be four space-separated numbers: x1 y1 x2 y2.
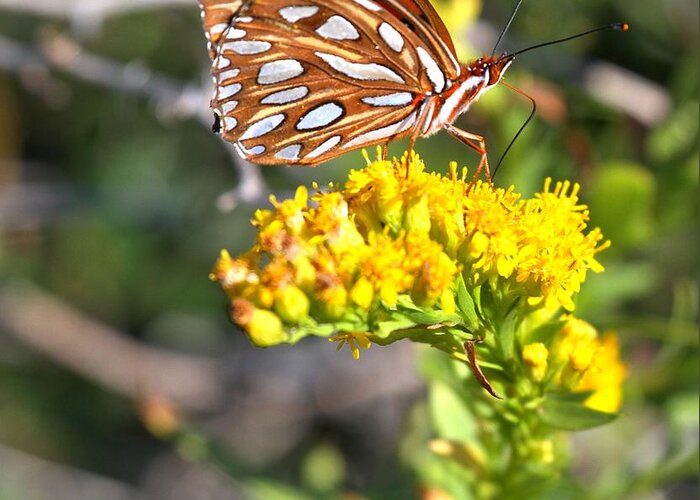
0 0 696 498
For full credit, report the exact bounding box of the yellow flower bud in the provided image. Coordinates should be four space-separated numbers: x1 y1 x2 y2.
247 309 286 347
469 231 489 257
255 286 275 309
404 194 431 233
230 298 287 347
440 289 456 314
317 284 348 320
139 394 180 438
522 343 549 382
350 277 374 309
274 285 310 323
530 439 555 465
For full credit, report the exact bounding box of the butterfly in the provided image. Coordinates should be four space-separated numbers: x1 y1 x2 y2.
198 0 625 176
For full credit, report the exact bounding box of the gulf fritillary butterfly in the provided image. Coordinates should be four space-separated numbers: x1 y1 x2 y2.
198 0 625 176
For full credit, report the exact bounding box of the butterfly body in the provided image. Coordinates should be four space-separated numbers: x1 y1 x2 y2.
423 56 513 137
200 0 512 166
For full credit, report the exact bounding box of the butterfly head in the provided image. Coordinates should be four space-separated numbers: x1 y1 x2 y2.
482 54 515 87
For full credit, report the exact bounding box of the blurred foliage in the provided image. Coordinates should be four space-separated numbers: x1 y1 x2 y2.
0 0 697 498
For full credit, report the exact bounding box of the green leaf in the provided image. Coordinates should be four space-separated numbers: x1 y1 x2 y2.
496 302 519 360
588 161 657 251
455 274 480 329
401 310 462 325
526 320 566 346
373 316 417 338
245 479 315 500
546 390 595 404
541 396 618 431
472 285 483 316
429 382 476 442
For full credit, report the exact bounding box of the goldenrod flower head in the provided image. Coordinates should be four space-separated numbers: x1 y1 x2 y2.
210 250 259 297
578 332 627 414
213 150 609 362
274 285 310 324
360 232 411 307
268 185 308 235
406 231 458 306
550 316 626 412
522 342 549 382
515 179 610 311
230 298 287 347
462 180 520 280
530 439 555 465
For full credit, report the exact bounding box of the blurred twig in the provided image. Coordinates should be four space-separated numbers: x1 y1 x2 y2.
0 30 266 209
0 282 225 412
0 0 193 35
0 0 192 16
584 61 670 126
0 443 142 500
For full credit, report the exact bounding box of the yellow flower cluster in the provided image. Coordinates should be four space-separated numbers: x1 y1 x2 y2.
463 178 610 311
522 316 627 413
211 150 608 350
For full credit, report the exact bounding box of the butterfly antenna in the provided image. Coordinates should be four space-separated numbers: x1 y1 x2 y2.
491 0 524 56
492 80 536 180
510 22 629 57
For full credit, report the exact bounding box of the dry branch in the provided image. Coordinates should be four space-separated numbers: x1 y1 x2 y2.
0 31 267 209
0 282 225 412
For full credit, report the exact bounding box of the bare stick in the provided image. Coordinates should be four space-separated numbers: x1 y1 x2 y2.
0 31 267 210
0 282 225 412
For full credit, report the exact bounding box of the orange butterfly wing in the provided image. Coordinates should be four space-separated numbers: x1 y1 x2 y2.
201 0 460 165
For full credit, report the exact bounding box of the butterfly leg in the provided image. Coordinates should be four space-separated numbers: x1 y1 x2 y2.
444 124 491 184
381 142 389 161
404 103 434 178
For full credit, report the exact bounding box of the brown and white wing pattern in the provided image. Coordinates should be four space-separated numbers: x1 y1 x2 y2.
199 0 246 60
200 0 460 165
374 0 459 76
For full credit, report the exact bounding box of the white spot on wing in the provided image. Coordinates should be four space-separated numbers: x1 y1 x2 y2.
345 111 417 147
378 23 404 52
223 116 238 130
353 0 381 11
258 59 305 84
305 135 342 159
225 40 272 55
279 6 319 22
316 15 360 41
221 100 238 113
315 52 404 84
240 113 286 140
362 92 413 107
296 102 344 130
218 68 240 82
210 23 228 36
261 86 309 104
275 144 302 161
416 47 445 93
225 28 246 40
216 56 231 69
238 143 266 156
218 83 242 100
